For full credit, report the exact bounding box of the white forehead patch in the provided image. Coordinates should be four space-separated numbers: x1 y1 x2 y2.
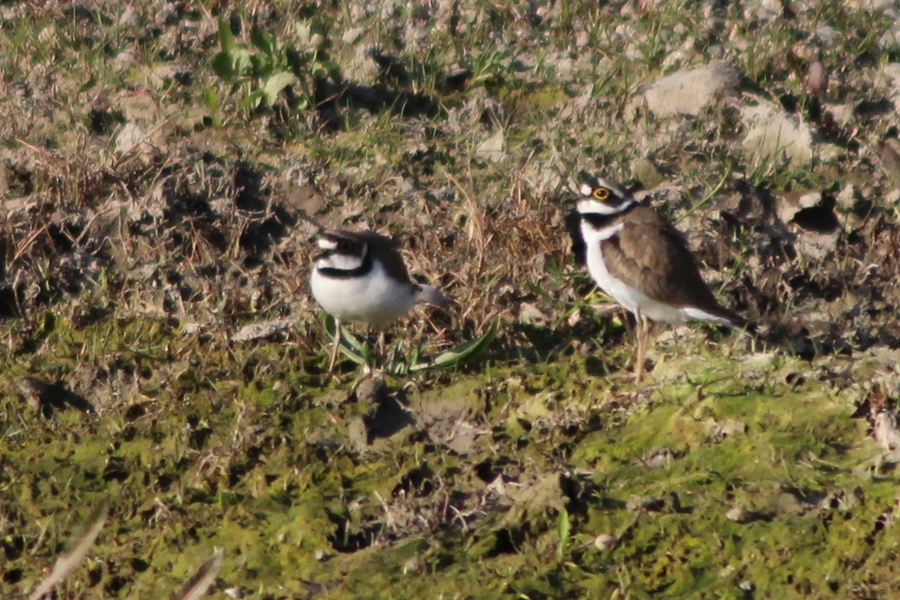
317 238 339 250
579 183 594 196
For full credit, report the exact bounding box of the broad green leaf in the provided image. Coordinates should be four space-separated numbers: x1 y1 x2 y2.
322 315 368 366
250 29 276 57
263 72 299 104
410 318 498 372
249 53 274 79
202 89 218 112
210 51 234 81
217 16 234 53
231 49 251 75
240 89 266 110
285 47 304 70
309 20 328 39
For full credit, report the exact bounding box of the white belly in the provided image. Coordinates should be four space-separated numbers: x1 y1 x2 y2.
585 239 694 324
579 219 734 326
311 262 416 326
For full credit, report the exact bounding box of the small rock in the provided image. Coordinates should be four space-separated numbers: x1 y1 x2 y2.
881 62 900 92
848 0 895 8
873 411 900 451
115 123 157 157
836 184 863 213
743 0 781 20
878 139 900 187
354 375 386 403
402 555 424 574
593 533 617 550
283 182 328 218
475 130 507 163
575 30 590 48
774 491 808 516
825 103 855 129
15 378 95 415
16 378 46 412
230 318 293 342
726 505 747 523
316 388 352 408
632 158 666 189
342 27 365 44
776 191 823 223
517 302 548 326
813 26 837 47
113 50 137 67
633 62 741 119
705 418 748 440
819 489 861 512
348 417 369 453
799 229 841 261
114 90 160 122
638 446 684 468
880 22 900 50
626 495 660 512
741 102 818 167
396 178 416 196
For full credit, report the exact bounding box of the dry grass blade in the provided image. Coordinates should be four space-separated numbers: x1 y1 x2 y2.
29 501 108 600
169 549 225 600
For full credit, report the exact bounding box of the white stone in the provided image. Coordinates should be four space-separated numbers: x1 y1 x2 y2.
638 62 741 118
741 102 817 167
475 130 506 163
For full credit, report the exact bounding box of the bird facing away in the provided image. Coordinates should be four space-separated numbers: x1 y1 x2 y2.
310 229 448 371
571 176 744 381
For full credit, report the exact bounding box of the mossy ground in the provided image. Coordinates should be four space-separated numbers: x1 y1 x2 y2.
3 327 896 598
3 0 900 598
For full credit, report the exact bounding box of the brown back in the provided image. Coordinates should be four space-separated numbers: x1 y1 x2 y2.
602 207 739 322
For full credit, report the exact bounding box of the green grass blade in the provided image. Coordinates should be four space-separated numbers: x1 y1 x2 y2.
410 318 499 372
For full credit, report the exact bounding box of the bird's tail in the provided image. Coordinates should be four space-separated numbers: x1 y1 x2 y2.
414 284 450 307
708 304 760 339
715 305 747 329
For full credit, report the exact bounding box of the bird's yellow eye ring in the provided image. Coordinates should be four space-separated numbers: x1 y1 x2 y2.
593 187 610 200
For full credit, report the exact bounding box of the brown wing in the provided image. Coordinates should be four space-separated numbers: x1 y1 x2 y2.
601 208 740 322
351 230 412 284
